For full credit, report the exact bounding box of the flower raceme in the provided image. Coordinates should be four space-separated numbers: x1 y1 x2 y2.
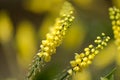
25 1 75 80
109 7 120 68
109 7 120 50
37 2 75 62
67 33 110 75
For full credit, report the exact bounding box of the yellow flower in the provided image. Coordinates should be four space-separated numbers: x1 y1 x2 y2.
26 1 75 79
37 1 75 62
109 7 120 66
68 33 110 75
109 7 120 51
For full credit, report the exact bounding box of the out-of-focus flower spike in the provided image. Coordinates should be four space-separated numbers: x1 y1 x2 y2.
109 7 120 51
67 33 110 77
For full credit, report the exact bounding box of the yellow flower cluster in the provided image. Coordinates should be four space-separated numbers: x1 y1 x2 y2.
109 7 120 50
67 33 110 75
37 2 75 62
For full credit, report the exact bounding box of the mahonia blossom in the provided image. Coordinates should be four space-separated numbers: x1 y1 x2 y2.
109 7 120 50
67 33 110 75
37 1 75 62
26 1 75 80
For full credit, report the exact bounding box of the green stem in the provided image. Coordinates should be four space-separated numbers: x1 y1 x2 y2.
25 54 46 80
105 67 116 78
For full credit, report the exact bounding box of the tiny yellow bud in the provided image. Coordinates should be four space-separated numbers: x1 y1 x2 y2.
69 18 73 22
73 66 80 72
112 20 116 25
58 26 63 30
87 60 92 65
85 51 90 55
115 8 120 12
114 30 119 35
88 54 94 60
107 36 110 40
70 11 73 14
83 57 88 62
94 40 98 43
75 59 81 64
102 33 105 36
75 53 80 59
110 15 114 19
97 40 102 43
105 38 109 42
89 44 94 48
44 47 49 52
63 26 67 30
97 44 102 48
67 14 70 17
46 33 53 40
54 36 59 41
71 16 75 19
67 69 73 75
115 15 119 19
94 50 99 55
109 7 113 12
117 20 120 25
101 42 107 46
40 45 44 49
91 48 95 52
37 52 43 57
64 17 68 21
55 26 60 30
49 42 54 46
80 62 87 67
63 22 67 26
42 40 47 45
112 26 117 30
70 60 77 67
80 53 85 58
43 52 49 56
62 31 66 35
62 14 67 17
56 31 60 35
84 48 90 51
61 20 65 23
97 36 101 39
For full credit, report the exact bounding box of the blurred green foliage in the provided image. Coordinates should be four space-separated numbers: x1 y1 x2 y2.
0 0 120 80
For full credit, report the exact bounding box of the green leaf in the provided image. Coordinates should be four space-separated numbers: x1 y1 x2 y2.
100 67 116 80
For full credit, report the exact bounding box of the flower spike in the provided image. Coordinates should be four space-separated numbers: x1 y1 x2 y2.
69 33 110 73
55 33 110 80
37 1 75 62
25 1 75 80
109 7 120 50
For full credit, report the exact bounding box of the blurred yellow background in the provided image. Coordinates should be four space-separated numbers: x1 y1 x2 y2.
0 0 119 80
